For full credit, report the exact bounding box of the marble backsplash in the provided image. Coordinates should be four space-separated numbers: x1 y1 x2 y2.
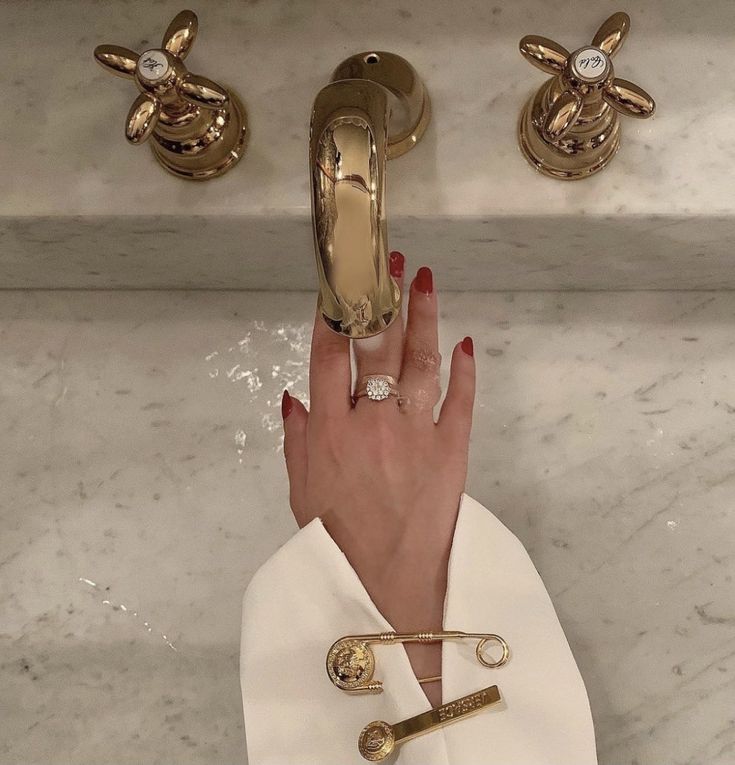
2 0 735 288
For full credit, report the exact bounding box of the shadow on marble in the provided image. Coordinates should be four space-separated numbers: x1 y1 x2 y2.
3 215 735 290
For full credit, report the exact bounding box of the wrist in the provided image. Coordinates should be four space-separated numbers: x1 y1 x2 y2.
366 547 449 632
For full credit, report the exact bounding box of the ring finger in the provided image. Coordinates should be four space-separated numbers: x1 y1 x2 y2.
352 250 406 403
399 266 441 415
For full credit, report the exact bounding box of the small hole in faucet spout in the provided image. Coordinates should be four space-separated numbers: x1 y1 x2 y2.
364 53 380 64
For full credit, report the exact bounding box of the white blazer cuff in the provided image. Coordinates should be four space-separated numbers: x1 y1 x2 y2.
240 493 597 764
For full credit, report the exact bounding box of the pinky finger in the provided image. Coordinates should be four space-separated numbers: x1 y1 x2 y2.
437 337 475 445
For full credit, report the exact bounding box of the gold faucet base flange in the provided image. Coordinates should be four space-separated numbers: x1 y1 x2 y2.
518 92 620 181
151 92 248 180
388 89 431 160
330 51 430 161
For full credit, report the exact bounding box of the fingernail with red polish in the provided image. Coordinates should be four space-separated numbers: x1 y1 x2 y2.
389 250 405 278
415 266 433 295
461 336 474 357
281 389 293 419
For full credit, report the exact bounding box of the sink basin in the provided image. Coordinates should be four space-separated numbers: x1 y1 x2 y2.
2 290 733 764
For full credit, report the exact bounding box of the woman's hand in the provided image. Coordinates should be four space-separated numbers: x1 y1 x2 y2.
281 253 475 706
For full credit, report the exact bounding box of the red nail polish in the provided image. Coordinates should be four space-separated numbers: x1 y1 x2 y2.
415 266 433 295
281 389 293 419
461 336 474 357
389 250 405 278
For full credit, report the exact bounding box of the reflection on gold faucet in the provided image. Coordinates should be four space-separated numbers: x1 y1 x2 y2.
309 53 430 338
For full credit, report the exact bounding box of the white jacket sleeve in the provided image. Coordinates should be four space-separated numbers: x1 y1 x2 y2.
240 493 597 765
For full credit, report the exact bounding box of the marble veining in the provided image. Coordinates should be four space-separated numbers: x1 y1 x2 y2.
1 290 733 764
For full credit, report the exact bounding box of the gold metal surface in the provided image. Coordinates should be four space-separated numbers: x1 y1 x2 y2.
353 374 401 403
327 631 509 694
518 12 655 179
310 52 430 338
358 685 502 761
94 10 247 179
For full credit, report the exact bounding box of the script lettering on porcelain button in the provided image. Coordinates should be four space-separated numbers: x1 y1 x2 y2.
571 47 609 82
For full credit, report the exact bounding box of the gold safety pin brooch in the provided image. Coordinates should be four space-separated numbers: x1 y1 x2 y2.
326 630 510 694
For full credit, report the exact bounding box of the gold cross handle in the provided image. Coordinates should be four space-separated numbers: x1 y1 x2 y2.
518 12 655 179
93 10 247 179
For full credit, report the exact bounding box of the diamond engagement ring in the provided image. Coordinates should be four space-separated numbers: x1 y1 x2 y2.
353 375 401 403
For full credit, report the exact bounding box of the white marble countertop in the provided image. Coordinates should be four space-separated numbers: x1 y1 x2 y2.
1 289 734 764
2 0 734 218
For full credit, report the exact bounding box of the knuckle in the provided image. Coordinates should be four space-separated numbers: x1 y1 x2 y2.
402 383 441 412
405 340 441 374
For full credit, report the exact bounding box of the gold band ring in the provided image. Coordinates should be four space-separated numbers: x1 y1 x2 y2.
353 375 401 403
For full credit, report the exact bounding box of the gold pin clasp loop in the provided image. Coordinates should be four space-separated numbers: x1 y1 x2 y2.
475 634 510 668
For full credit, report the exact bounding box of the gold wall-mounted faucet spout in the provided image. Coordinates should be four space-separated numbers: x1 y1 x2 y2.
309 52 430 338
518 12 655 180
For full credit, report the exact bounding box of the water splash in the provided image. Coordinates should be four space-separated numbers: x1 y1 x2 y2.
205 320 311 460
78 577 178 652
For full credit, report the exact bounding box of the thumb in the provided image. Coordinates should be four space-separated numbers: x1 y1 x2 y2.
281 389 309 526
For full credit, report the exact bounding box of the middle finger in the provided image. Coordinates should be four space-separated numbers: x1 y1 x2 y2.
352 251 406 393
